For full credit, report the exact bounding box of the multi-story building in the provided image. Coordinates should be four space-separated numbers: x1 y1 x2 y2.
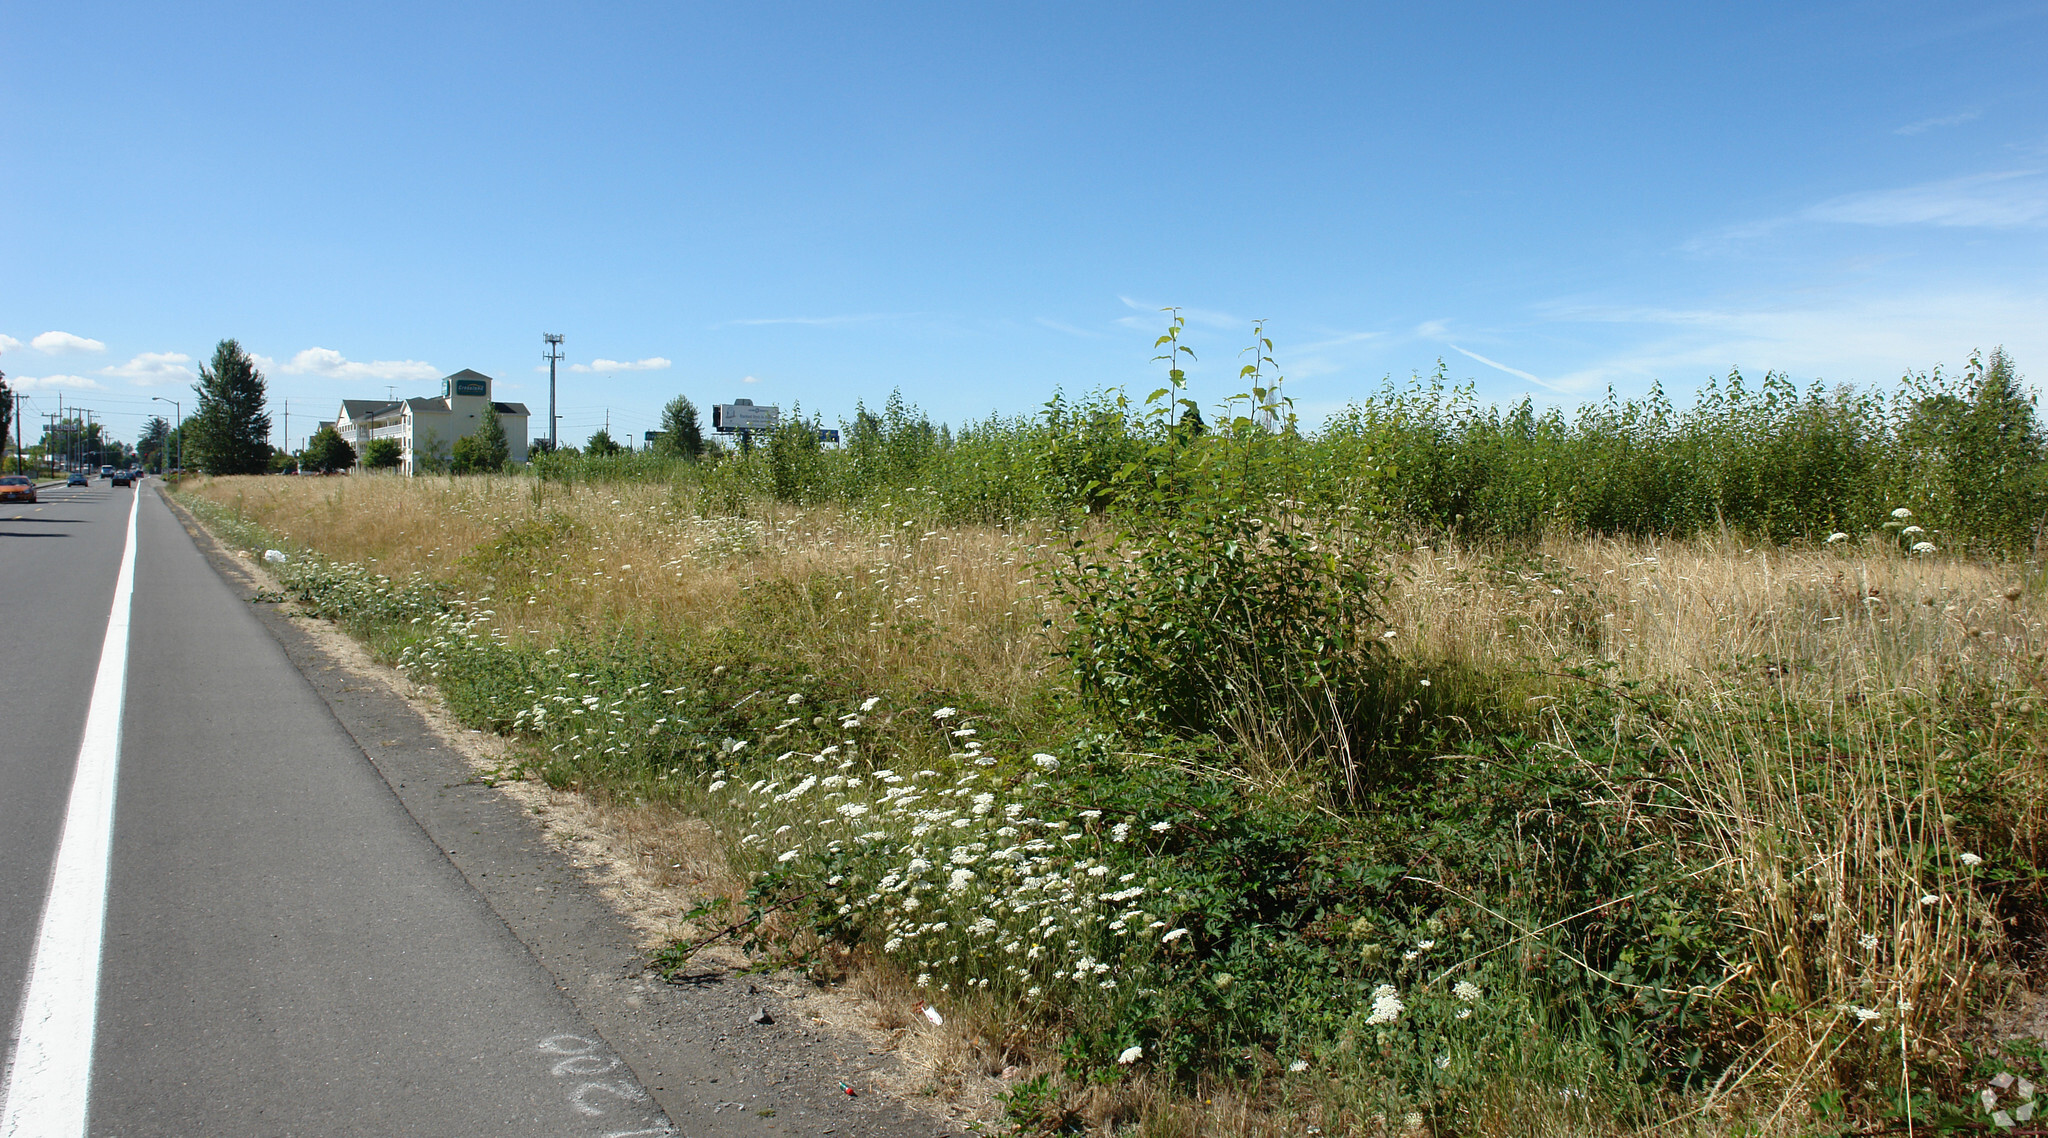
328 369 529 474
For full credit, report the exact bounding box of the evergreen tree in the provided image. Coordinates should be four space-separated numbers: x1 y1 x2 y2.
0 371 13 469
138 416 170 472
475 401 510 470
586 428 622 456
190 339 272 475
657 395 703 458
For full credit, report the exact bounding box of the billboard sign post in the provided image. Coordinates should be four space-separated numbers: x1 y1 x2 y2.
711 398 780 436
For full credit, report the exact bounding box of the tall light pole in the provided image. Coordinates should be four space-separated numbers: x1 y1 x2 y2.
152 396 180 475
542 333 564 451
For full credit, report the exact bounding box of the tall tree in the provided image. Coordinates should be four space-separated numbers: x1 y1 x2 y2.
138 415 170 472
474 401 510 470
586 427 622 456
657 395 703 459
190 339 272 475
452 404 510 474
0 370 13 469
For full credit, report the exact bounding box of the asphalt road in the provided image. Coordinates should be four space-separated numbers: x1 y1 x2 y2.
0 481 673 1137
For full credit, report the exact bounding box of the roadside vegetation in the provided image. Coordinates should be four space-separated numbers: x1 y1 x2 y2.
179 335 2048 1136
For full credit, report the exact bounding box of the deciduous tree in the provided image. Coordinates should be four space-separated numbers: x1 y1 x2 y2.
302 425 357 472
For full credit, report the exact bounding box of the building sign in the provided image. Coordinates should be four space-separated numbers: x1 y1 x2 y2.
453 378 488 397
712 399 780 434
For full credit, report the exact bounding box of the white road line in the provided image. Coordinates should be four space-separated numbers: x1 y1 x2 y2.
1 488 141 1138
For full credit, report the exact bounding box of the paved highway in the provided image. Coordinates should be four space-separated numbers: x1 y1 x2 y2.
0 481 672 1136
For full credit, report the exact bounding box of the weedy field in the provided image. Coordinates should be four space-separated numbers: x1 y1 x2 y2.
181 355 2048 1137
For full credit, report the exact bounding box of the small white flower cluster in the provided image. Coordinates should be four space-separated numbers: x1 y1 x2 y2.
1365 983 1405 1025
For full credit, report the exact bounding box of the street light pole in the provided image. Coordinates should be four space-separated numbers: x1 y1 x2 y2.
152 396 181 475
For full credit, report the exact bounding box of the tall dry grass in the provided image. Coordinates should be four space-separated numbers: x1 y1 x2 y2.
192 473 1058 716
187 473 2048 1131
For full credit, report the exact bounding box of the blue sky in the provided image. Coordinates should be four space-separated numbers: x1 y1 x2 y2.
3 1 2044 451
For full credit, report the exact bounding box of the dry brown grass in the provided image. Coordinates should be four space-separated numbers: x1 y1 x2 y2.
189 472 1058 714
185 473 2048 1134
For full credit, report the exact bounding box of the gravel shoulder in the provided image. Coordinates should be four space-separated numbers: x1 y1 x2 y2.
163 488 982 1138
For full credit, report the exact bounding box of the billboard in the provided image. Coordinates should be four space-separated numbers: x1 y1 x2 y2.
452 378 488 397
712 399 779 434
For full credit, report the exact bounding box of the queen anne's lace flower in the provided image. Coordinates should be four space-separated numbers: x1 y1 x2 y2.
1366 984 1404 1024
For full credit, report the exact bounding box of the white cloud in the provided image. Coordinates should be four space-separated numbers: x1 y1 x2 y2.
32 331 105 354
0 334 22 354
1804 170 2048 228
279 347 440 382
12 374 106 392
101 351 195 386
719 313 908 327
1035 318 1105 339
1449 345 1575 394
568 357 672 373
1531 288 2048 393
1895 110 1980 136
1115 296 1241 330
742 375 761 384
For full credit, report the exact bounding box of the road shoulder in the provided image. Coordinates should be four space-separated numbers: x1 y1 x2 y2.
157 488 957 1138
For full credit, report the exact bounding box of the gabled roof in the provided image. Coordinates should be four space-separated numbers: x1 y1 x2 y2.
492 402 530 416
445 368 493 384
338 398 400 420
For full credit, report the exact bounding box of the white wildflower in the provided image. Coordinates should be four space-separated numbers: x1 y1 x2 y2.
1920 893 1941 906
1453 980 1481 1002
1853 1006 1882 1022
1859 932 1880 950
860 696 881 712
1366 984 1404 1025
1892 507 1913 520
1032 753 1060 770
1149 821 1172 834
1161 928 1189 944
1117 1045 1143 1065
1826 532 1849 544
1912 541 1937 554
786 692 804 705
1961 852 1984 867
933 707 958 720
836 802 870 818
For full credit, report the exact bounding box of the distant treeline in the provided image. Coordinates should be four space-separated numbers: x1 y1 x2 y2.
529 348 2042 553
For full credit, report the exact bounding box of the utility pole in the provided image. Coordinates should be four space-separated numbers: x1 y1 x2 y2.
281 399 288 460
542 333 564 450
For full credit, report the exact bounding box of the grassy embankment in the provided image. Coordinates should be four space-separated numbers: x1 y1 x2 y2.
180 356 2048 1136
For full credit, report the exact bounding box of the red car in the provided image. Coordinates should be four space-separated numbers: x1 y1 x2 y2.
0 475 37 504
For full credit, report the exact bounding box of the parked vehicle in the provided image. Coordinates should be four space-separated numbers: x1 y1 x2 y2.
0 475 37 503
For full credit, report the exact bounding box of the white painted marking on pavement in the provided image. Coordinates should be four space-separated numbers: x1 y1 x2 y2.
1 488 141 1138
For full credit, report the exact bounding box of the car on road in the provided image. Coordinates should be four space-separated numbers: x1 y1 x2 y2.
111 470 133 487
67 471 89 487
100 465 114 478
0 475 36 503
